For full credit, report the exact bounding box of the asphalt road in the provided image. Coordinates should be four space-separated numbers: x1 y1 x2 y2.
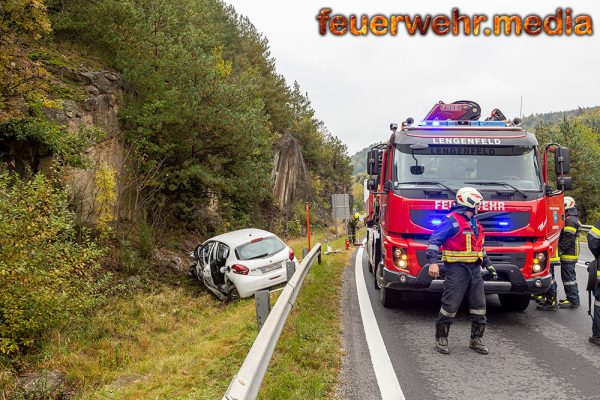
338 243 600 400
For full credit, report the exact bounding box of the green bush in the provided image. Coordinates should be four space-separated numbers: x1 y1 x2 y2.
0 172 104 354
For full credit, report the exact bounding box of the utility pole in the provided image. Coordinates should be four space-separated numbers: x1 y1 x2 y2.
520 96 523 119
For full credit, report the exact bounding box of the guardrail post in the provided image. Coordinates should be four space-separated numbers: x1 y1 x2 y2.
286 261 296 281
318 245 322 265
224 243 322 400
255 290 271 332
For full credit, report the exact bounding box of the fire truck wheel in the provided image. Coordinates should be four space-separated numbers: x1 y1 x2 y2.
498 294 530 312
374 262 384 290
381 287 402 308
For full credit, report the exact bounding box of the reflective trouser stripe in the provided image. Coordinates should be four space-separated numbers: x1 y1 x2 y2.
563 281 577 286
561 255 578 261
595 300 600 307
427 244 440 251
443 257 481 263
564 226 577 234
440 308 457 318
443 250 483 256
470 309 486 315
596 271 600 277
591 227 600 238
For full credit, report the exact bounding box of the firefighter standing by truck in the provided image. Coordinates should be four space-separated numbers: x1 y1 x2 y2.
538 196 581 311
587 219 600 346
348 212 360 245
426 187 498 355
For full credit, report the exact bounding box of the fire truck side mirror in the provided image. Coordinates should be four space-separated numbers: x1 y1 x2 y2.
367 150 377 175
367 179 376 191
557 176 573 191
554 147 570 175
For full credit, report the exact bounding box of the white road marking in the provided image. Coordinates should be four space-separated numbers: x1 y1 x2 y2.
355 244 405 400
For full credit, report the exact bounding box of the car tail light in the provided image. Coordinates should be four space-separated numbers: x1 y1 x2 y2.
289 248 295 261
232 264 249 275
251 237 264 243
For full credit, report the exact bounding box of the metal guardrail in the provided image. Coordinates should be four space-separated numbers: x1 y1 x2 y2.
223 243 322 400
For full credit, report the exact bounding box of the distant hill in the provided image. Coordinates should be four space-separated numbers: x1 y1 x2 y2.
521 106 600 130
350 143 383 175
350 106 600 175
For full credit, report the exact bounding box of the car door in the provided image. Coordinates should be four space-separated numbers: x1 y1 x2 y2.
199 242 216 285
212 242 229 285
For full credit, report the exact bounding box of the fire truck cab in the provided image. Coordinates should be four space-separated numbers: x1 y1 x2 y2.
365 101 572 311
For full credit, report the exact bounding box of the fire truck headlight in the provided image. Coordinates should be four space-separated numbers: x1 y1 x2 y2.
532 262 543 273
535 252 546 262
393 247 408 270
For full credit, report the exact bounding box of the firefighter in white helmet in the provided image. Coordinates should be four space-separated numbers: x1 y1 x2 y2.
426 187 497 355
538 196 581 311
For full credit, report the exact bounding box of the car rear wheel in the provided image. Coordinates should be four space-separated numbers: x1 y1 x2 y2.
228 286 240 302
499 293 530 311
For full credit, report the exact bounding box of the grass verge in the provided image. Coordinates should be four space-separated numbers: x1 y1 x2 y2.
1 229 359 399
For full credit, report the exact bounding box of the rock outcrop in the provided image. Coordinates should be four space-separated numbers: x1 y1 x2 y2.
43 66 133 224
272 130 309 211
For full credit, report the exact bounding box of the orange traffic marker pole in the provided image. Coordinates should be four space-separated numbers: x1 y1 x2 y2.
306 202 311 250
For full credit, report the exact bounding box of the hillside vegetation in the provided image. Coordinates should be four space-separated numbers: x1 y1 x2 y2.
0 0 351 370
49 0 351 231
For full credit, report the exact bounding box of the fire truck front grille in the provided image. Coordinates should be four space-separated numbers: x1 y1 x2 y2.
487 252 526 268
416 250 525 269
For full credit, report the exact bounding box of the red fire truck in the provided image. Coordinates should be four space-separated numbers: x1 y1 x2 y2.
365 101 572 310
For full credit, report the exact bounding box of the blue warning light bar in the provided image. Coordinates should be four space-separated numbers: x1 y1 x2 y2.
418 120 508 127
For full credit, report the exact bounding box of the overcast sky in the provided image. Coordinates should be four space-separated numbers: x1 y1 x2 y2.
224 0 600 154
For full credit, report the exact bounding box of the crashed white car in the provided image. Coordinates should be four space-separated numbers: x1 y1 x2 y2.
189 228 299 300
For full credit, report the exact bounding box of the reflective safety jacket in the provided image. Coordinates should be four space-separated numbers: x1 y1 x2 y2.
559 208 581 262
588 219 600 260
426 209 491 265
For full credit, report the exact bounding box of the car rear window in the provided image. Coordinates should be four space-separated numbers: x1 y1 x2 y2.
236 236 286 260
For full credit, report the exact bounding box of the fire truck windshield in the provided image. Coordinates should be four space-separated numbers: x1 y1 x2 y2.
394 145 542 191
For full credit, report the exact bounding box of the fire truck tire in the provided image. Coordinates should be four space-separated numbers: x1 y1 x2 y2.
374 262 384 290
367 244 373 273
498 294 530 312
381 287 402 308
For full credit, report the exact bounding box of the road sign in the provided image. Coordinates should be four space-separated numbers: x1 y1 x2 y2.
332 194 350 220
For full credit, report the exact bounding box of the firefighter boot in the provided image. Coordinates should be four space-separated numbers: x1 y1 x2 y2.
469 323 489 355
537 296 558 311
589 336 600 346
558 299 580 309
435 323 450 355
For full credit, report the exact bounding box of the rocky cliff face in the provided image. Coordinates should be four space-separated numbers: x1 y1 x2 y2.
272 130 309 211
43 66 132 224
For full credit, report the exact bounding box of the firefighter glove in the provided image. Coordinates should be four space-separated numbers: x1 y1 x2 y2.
486 265 498 280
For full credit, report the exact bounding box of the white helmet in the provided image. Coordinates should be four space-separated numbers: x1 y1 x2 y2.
456 187 483 209
564 196 576 210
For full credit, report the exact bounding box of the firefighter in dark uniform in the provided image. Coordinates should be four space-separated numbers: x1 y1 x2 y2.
427 187 497 355
587 219 600 346
538 196 581 310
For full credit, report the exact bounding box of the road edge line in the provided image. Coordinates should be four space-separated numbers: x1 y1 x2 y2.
354 243 405 400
